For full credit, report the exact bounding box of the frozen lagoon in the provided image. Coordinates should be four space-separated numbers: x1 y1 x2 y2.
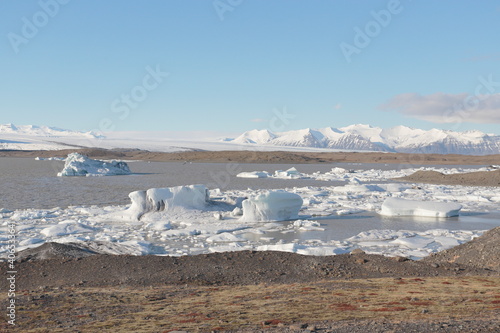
1 157 499 260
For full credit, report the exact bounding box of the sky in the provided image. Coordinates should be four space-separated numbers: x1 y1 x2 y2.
1 0 500 135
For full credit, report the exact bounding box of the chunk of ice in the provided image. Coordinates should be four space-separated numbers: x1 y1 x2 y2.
240 191 303 222
380 197 462 217
57 153 131 177
126 184 209 220
236 171 271 178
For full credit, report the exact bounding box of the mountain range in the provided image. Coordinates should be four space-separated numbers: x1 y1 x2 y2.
0 124 99 138
2 123 500 155
229 124 500 155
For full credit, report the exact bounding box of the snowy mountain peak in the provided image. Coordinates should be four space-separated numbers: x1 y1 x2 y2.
0 124 102 139
232 129 276 144
340 123 375 130
229 125 500 155
0 123 18 131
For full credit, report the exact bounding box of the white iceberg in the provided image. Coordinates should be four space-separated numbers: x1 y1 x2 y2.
35 157 65 161
236 171 271 178
274 167 304 178
292 220 324 231
329 167 348 174
57 153 131 177
240 191 303 222
380 197 462 217
126 184 209 220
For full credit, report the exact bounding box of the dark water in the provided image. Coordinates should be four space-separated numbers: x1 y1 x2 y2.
0 157 491 210
0 157 351 209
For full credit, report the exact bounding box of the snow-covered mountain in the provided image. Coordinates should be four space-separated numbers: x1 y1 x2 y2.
230 125 500 155
0 124 103 151
2 123 499 155
0 124 100 138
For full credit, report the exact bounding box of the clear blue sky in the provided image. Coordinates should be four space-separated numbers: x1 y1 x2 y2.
1 0 500 134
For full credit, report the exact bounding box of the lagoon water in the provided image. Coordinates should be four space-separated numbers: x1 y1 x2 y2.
1 156 500 259
0 157 489 210
1 157 498 239
1 157 347 209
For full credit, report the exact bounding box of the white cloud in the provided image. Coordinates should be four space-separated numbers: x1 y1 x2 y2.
380 92 500 124
334 103 342 110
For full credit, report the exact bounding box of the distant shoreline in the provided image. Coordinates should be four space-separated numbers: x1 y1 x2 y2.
1 148 500 166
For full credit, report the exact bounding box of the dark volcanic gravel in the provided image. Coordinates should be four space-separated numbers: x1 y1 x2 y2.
423 226 500 271
396 169 500 187
1 227 499 332
2 229 499 291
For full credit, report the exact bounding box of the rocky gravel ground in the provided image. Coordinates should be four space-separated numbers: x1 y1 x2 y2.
396 169 500 187
1 227 499 332
1 148 499 166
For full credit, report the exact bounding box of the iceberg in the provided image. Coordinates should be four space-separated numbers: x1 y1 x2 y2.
57 153 131 177
274 167 303 178
380 197 462 218
236 171 271 178
240 191 303 222
126 184 209 220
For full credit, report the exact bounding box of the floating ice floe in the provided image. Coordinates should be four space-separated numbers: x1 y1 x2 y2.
292 220 324 231
274 167 305 179
2 165 499 259
125 184 209 220
238 165 494 183
332 184 385 193
57 153 131 177
380 197 462 217
236 171 271 178
240 191 303 222
35 157 65 161
237 168 306 179
40 221 96 237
